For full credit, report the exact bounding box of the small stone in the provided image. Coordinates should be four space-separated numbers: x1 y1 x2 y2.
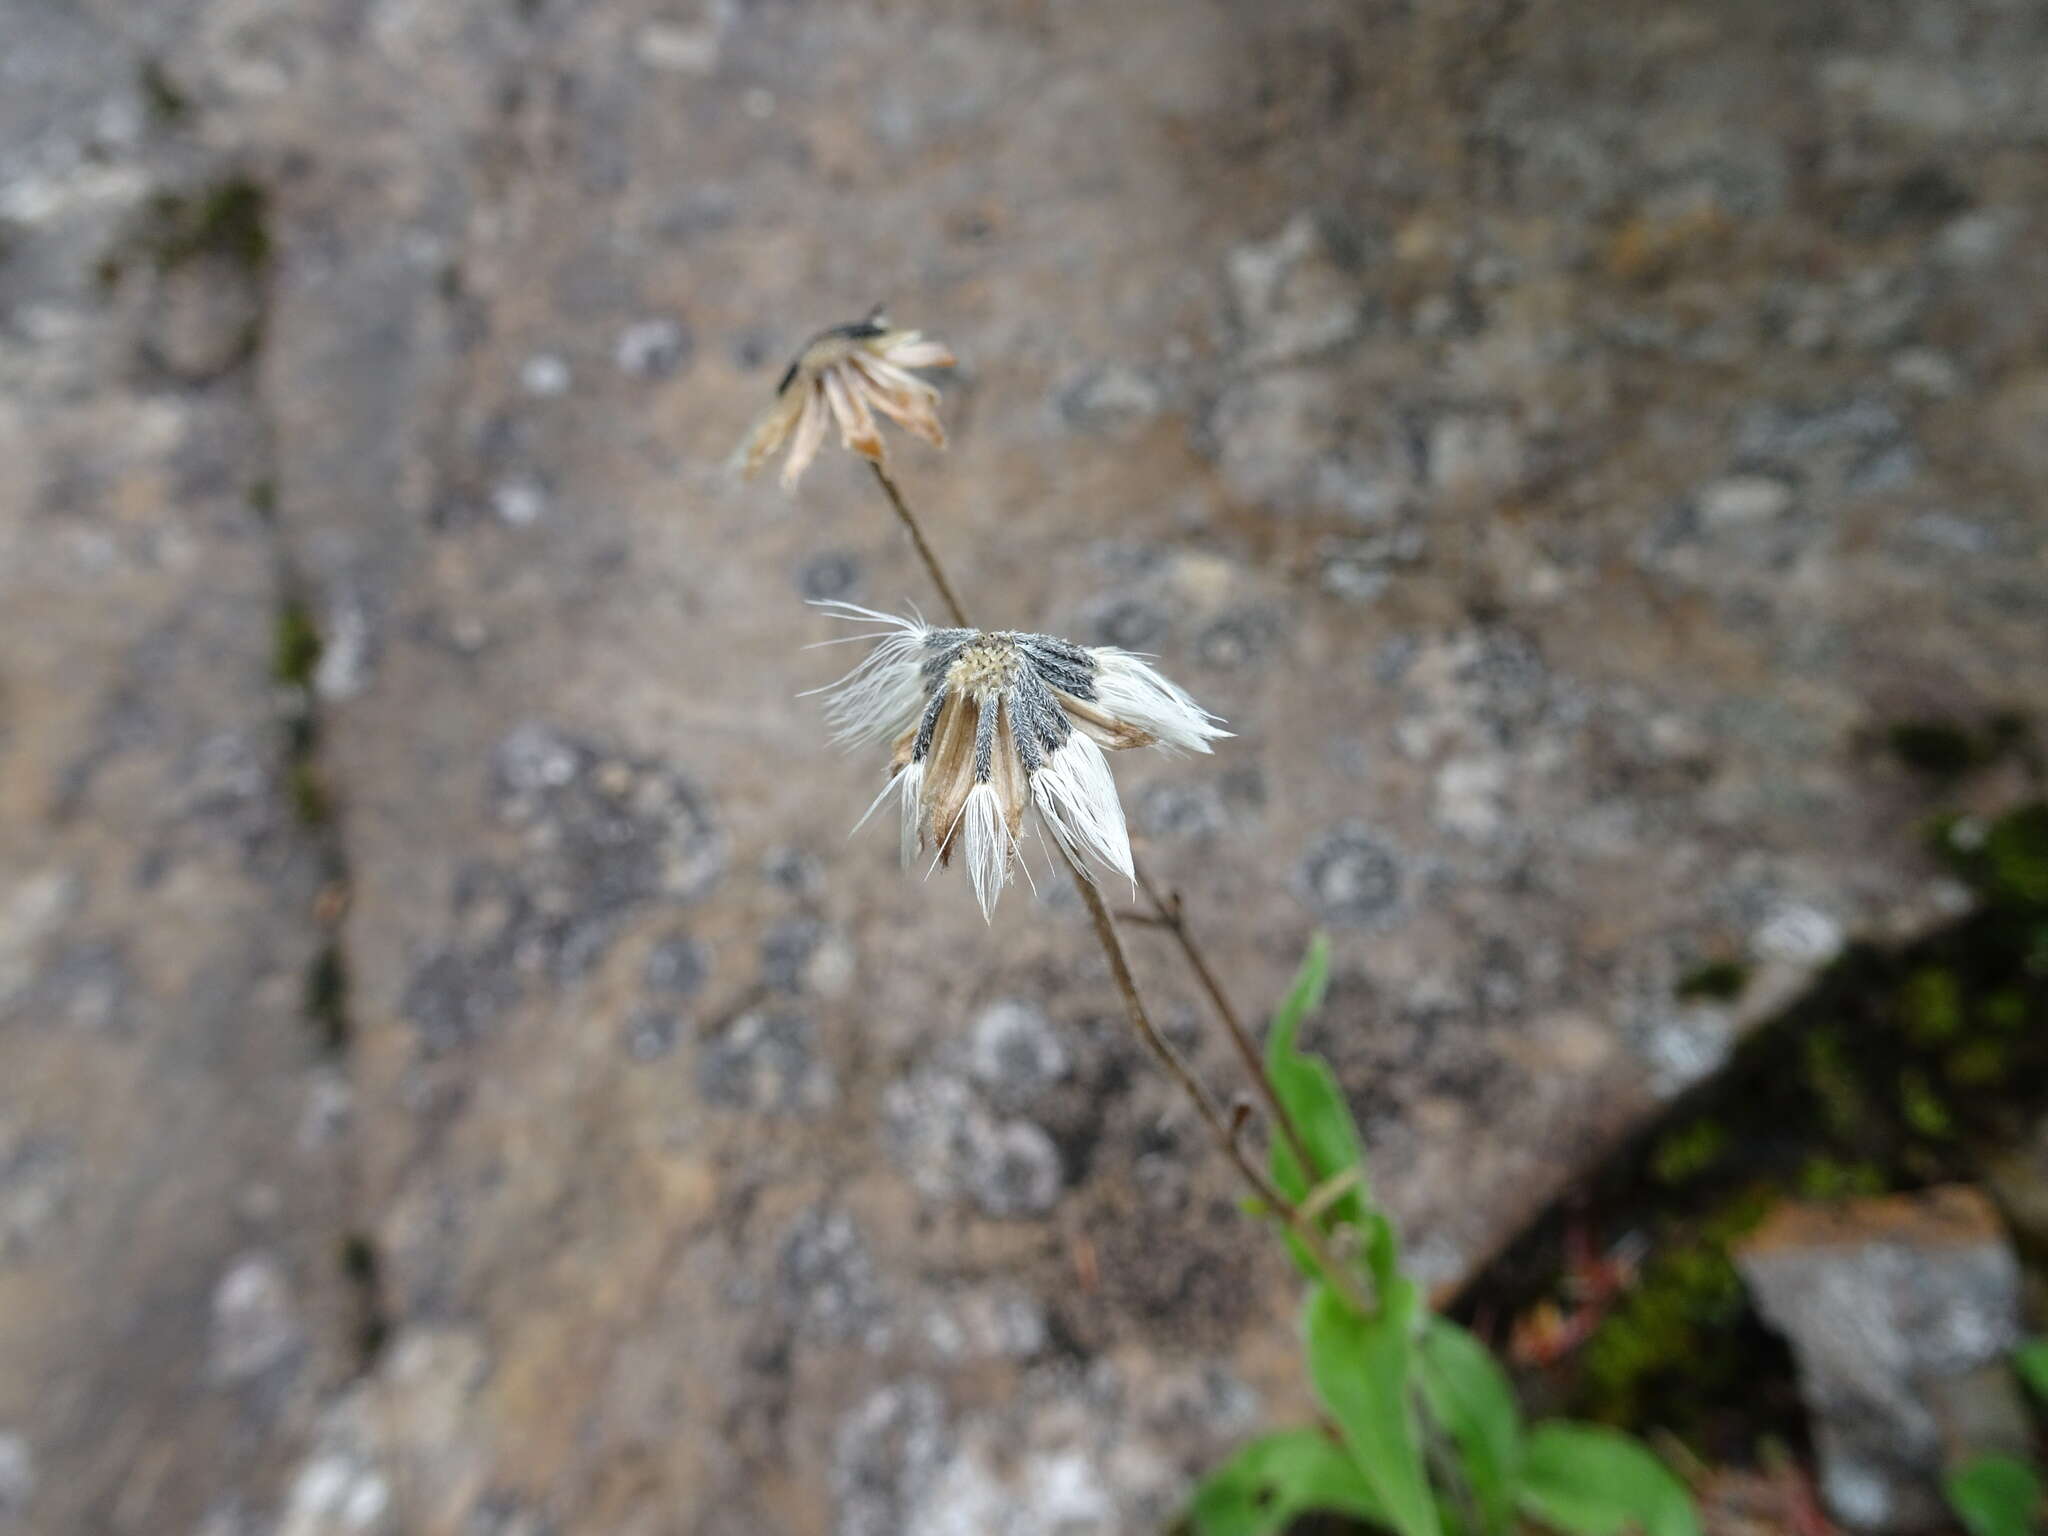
1737 1187 2027 1533
614 318 691 379
1697 475 1793 528
518 354 571 398
208 1251 302 1384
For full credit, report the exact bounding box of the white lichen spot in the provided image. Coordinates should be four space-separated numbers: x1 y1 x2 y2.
518 353 571 398
1755 903 1844 965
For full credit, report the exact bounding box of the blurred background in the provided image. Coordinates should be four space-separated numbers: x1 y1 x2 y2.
2 0 2046 1532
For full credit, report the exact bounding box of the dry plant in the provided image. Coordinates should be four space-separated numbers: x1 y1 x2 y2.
736 312 1700 1536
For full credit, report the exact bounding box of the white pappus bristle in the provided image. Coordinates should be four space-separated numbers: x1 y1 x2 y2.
1089 648 1230 755
1030 732 1133 881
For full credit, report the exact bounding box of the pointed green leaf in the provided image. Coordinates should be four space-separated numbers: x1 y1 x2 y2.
1265 936 1399 1291
1186 1429 1390 1536
1517 1423 1698 1536
1305 1282 1441 1536
1417 1317 1523 1533
1945 1454 2044 1536
2015 1337 2048 1406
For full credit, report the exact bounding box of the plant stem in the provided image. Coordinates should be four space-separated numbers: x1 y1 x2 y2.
856 458 1368 1309
1058 843 1373 1313
1131 858 1321 1189
868 460 969 628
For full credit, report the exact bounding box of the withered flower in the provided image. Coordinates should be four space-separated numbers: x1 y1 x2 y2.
735 310 955 489
813 604 1228 919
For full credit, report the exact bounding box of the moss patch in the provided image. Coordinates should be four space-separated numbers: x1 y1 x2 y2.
1676 959 1749 1004
273 599 321 688
138 58 192 128
1457 799 2048 1459
140 176 271 274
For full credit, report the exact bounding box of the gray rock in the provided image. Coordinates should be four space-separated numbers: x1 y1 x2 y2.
10 0 2048 1526
1737 1188 2029 1532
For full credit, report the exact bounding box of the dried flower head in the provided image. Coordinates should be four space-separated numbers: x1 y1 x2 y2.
813 604 1228 919
734 309 956 489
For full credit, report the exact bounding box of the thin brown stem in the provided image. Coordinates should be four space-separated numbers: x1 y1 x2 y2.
855 458 1370 1311
1058 844 1373 1313
1132 857 1320 1188
868 460 969 628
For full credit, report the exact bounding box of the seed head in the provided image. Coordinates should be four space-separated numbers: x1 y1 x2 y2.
810 604 1229 920
734 309 955 490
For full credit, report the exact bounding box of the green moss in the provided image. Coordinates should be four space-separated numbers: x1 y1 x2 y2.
1899 1069 1954 1140
339 1232 378 1283
139 175 271 275
305 945 349 1053
138 58 191 127
338 1232 388 1366
1652 1119 1729 1186
1462 798 2048 1457
1578 1188 1773 1426
1676 960 1749 1004
1803 1027 1873 1142
1901 967 1964 1044
1796 1155 1887 1201
1944 1039 2011 1087
287 759 329 825
1984 989 2028 1035
247 479 278 521
1888 720 1983 777
273 601 321 688
1983 804 2048 907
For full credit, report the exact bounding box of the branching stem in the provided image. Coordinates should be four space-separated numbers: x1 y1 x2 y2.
853 459 1368 1309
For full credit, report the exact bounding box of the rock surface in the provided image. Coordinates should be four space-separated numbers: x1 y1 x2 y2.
3 0 2047 1530
1736 1187 2030 1532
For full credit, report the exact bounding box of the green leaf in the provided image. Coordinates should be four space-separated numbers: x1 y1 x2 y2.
1517 1423 1699 1536
1186 1429 1389 1536
1417 1318 1523 1534
2015 1337 2048 1406
1945 1454 2045 1536
1305 1282 1442 1536
1266 936 1398 1290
